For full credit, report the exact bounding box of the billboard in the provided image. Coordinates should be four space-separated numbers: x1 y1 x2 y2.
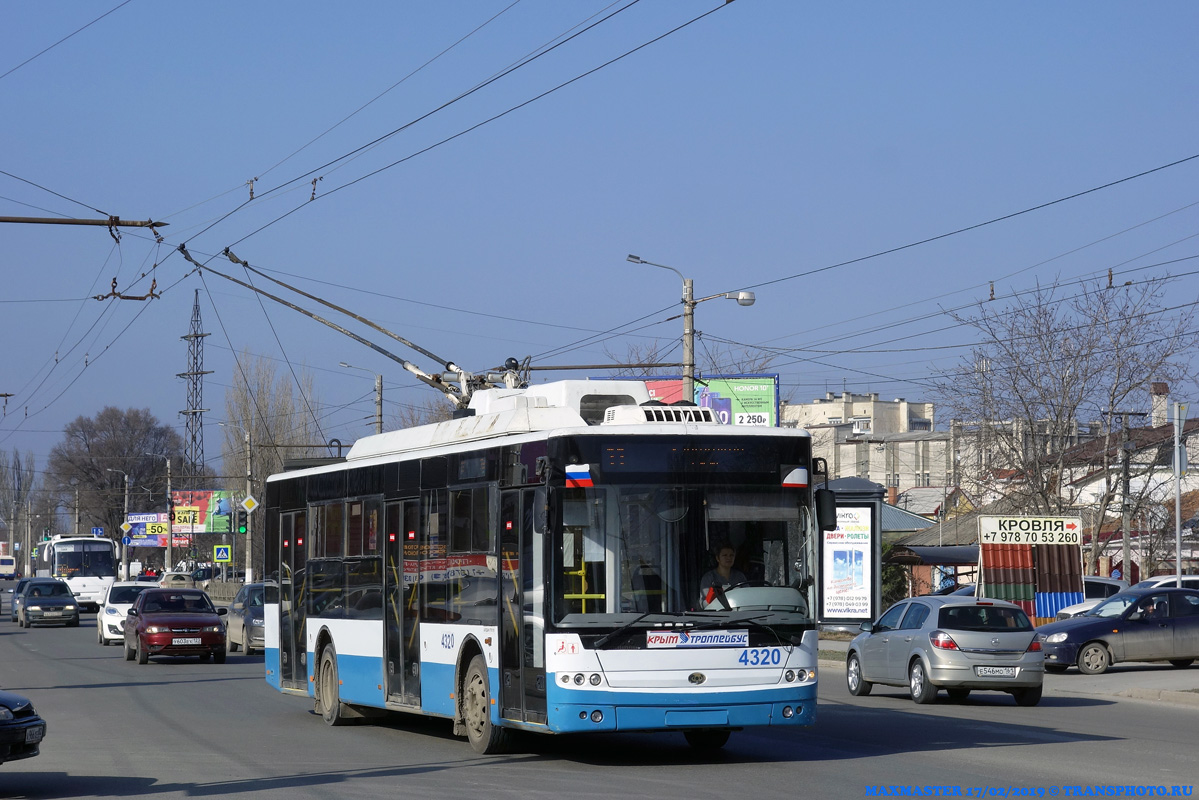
632 375 780 426
820 504 877 623
169 490 235 535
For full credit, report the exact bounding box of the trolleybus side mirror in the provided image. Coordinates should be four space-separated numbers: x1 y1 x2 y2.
815 489 837 532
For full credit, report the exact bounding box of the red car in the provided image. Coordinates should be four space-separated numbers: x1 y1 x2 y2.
123 588 228 664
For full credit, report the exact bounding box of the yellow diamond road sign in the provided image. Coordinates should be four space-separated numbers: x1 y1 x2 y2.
241 496 258 513
120 522 132 534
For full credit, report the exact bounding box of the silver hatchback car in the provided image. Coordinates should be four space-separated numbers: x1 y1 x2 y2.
847 596 1044 706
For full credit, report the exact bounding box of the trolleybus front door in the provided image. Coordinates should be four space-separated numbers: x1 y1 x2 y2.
499 488 547 723
280 510 307 691
385 500 421 705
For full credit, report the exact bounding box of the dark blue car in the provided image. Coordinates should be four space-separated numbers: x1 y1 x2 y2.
0 689 46 765
1036 587 1199 674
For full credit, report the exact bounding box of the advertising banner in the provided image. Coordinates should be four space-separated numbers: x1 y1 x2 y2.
619 375 780 426
169 491 235 535
820 505 875 621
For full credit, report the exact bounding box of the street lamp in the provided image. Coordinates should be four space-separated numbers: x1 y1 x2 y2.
339 362 383 434
219 421 254 583
626 254 755 403
106 468 130 579
144 453 173 572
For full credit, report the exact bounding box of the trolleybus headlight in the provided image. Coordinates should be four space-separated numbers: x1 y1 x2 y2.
784 669 795 682
573 673 585 685
782 706 794 718
590 710 604 723
807 669 817 681
589 673 601 686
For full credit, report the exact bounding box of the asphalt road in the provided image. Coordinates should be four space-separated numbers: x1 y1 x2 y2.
1 596 1196 799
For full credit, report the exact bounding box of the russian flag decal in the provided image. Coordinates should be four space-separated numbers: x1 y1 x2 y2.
565 463 594 487
782 467 809 488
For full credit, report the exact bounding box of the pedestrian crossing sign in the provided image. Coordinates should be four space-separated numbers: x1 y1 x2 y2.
214 545 232 563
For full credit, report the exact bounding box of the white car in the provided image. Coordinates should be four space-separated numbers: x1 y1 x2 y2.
1053 576 1131 620
96 581 156 645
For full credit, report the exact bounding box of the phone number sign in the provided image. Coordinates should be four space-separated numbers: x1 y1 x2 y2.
978 516 1081 545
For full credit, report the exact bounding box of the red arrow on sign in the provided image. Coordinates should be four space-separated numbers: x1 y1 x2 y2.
1066 523 1077 530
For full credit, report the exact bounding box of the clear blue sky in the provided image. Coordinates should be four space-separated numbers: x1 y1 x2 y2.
3 1 1198 475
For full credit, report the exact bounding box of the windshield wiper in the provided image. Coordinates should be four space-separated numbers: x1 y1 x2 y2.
593 613 652 649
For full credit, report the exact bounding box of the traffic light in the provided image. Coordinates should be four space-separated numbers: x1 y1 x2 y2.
236 509 248 534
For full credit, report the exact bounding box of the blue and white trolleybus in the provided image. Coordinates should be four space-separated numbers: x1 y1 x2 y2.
263 379 836 752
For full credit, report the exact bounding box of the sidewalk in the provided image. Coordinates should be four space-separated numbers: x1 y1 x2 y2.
816 635 1199 708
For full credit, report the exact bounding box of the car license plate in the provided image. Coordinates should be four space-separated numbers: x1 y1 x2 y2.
26 725 44 744
172 637 202 645
44 611 62 617
975 666 1017 678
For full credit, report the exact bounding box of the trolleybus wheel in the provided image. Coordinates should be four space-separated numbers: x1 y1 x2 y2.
684 729 730 751
317 645 350 726
462 654 511 754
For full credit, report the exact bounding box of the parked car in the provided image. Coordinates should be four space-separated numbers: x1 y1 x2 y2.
847 596 1044 706
1053 576 1131 620
0 689 46 765
17 580 80 628
1130 575 1199 590
96 581 156 646
157 572 195 589
8 578 32 622
1037 587 1199 674
124 588 228 664
226 582 266 654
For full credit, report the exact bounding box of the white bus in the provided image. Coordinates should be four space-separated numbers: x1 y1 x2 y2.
264 380 836 753
0 555 17 579
36 534 117 610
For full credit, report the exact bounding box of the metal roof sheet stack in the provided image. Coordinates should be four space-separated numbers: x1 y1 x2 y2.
979 543 1035 618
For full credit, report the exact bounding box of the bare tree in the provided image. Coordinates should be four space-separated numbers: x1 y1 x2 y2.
934 277 1198 571
0 450 37 554
222 352 325 574
44 408 184 550
392 394 455 430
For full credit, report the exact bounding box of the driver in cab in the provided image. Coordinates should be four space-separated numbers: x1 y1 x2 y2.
700 545 747 606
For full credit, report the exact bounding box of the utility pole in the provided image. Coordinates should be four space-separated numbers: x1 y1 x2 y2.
1121 414 1132 582
166 458 173 572
374 374 383 435
1174 402 1188 583
244 427 254 584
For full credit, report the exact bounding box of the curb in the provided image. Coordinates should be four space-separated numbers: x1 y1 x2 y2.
1117 687 1199 707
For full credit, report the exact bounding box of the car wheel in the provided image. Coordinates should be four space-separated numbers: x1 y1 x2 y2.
136 636 149 665
1044 664 1069 674
684 729 731 751
1077 642 1110 675
124 638 136 661
909 659 937 704
68 617 80 628
213 647 226 665
199 652 211 662
462 653 511 754
1012 685 1043 706
846 652 872 696
21 613 30 629
97 624 105 645
946 688 970 703
317 645 350 726
229 634 240 653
